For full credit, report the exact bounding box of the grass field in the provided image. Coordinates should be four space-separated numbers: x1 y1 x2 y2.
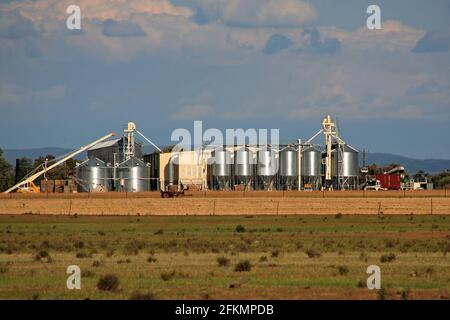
0 214 449 300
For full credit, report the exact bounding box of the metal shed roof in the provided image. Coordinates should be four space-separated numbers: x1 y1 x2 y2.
88 138 121 151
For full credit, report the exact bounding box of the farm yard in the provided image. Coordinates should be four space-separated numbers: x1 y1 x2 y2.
0 213 449 300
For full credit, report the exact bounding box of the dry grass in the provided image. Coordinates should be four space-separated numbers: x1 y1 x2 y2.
0 214 448 299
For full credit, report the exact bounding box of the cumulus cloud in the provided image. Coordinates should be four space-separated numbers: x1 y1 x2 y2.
190 0 317 28
4 0 192 22
0 1 449 125
412 29 450 53
263 34 293 54
406 80 443 96
302 28 341 54
327 20 424 52
0 10 36 39
102 19 147 37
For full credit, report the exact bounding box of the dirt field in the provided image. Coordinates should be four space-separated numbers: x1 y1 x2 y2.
0 190 449 215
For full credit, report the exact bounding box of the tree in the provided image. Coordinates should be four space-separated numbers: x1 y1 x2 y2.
430 171 450 189
413 170 427 181
16 157 33 182
33 155 76 184
0 148 13 192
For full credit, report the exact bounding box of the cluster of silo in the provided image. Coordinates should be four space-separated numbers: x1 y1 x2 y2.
208 143 358 191
209 146 255 190
76 157 112 192
116 157 151 192
76 156 151 192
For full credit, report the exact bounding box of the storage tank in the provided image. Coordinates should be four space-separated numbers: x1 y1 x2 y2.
301 146 322 190
302 146 322 177
257 148 277 190
234 148 254 177
76 157 111 192
233 147 255 189
279 147 297 190
118 157 151 192
331 145 359 177
257 148 278 176
212 149 232 177
279 147 297 177
212 148 232 190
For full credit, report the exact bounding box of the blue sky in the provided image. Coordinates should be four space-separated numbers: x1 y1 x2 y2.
0 0 450 159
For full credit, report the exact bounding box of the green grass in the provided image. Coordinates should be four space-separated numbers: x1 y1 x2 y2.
0 214 449 299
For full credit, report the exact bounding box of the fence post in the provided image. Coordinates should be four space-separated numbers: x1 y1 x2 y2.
68 199 72 215
213 200 216 216
276 201 280 216
430 198 433 215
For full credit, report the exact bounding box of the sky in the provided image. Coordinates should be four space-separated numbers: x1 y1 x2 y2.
0 0 450 159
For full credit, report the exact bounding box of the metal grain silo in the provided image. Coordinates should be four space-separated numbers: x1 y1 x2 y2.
212 149 232 177
234 147 253 177
279 147 297 190
257 148 278 176
301 146 322 190
279 147 297 177
257 147 278 190
233 147 255 190
118 157 151 192
332 145 358 177
212 148 232 190
331 144 359 190
76 157 111 192
302 146 322 177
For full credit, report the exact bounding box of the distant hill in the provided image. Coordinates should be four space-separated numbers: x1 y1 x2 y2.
2 148 449 174
366 153 450 174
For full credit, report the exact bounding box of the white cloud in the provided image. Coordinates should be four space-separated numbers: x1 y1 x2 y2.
324 20 424 52
4 0 192 23
192 0 317 28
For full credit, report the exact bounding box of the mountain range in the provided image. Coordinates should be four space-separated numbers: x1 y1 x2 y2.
2 147 449 174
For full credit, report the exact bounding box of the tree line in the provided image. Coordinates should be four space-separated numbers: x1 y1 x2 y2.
0 148 77 192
